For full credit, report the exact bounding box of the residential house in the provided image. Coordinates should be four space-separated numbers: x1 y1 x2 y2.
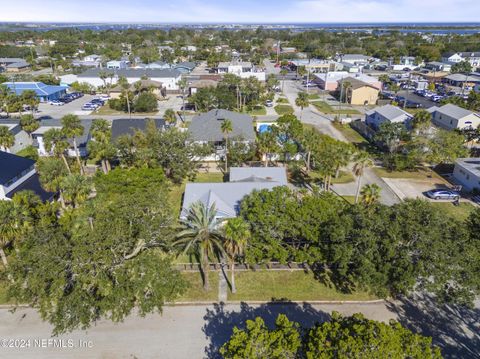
110 118 167 141
442 73 480 87
217 61 266 81
2 82 68 102
0 58 30 72
172 62 196 74
314 72 382 91
338 77 379 105
133 61 171 70
452 158 480 192
391 56 418 71
181 167 288 219
424 61 452 73
288 59 338 73
32 119 92 157
106 60 129 69
365 105 412 130
76 68 182 91
158 45 174 53
189 79 218 95
188 109 256 161
72 54 102 68
442 52 480 69
110 79 164 99
0 151 52 201
0 120 30 153
428 104 480 130
339 54 375 65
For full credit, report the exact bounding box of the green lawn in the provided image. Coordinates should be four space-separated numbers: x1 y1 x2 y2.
274 104 294 115
311 101 360 115
228 270 376 301
177 272 218 302
341 195 356 204
373 167 444 181
332 122 367 144
430 202 476 222
95 106 158 116
331 171 355 184
247 106 267 116
276 97 289 104
0 280 11 304
194 172 224 183
307 94 320 100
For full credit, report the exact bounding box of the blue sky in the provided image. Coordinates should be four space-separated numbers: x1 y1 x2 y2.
1 0 480 23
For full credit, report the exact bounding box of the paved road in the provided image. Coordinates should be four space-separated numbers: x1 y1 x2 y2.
1 295 478 359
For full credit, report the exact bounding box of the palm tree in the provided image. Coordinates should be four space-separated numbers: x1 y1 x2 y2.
341 80 352 104
280 69 288 92
221 119 233 172
20 114 39 140
36 157 68 208
118 76 132 118
174 202 225 291
295 91 309 120
178 77 188 122
0 200 19 267
43 128 72 174
297 66 307 81
378 74 390 90
164 108 177 125
61 114 84 174
353 151 374 204
257 131 278 167
360 184 382 206
411 109 431 136
88 119 114 174
61 174 92 208
0 125 14 152
223 218 250 293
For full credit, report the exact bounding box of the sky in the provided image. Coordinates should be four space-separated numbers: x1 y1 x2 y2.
1 0 480 23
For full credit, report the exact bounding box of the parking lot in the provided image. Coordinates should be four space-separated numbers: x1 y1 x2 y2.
36 94 98 119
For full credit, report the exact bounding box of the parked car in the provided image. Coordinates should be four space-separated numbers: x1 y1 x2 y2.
425 189 460 200
49 100 64 106
265 100 274 107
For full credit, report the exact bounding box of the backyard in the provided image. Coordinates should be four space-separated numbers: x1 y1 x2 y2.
311 100 360 115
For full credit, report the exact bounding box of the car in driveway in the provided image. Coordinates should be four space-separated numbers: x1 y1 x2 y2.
425 189 460 200
265 99 274 107
49 100 64 106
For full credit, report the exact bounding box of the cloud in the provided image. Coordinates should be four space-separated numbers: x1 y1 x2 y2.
0 0 479 22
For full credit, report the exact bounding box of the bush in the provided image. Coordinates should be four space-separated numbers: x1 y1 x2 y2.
133 92 158 113
383 153 418 171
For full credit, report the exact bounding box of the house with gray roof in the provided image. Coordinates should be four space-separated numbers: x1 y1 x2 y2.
428 104 480 130
32 119 92 157
111 118 167 141
453 158 480 192
0 58 30 72
181 167 288 219
0 120 30 154
365 105 412 130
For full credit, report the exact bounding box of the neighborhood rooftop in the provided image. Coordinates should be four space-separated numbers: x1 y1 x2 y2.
77 68 182 78
429 103 476 119
111 118 167 140
366 104 411 120
0 151 35 185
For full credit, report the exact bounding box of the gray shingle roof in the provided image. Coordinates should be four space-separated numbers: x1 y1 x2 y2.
435 104 474 119
188 109 255 142
111 118 167 140
33 119 92 147
366 105 410 121
229 167 288 184
78 68 181 79
0 151 35 185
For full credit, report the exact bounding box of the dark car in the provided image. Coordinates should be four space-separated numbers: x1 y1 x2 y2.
425 189 460 200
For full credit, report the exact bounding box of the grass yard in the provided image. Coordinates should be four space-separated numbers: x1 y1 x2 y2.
276 97 289 104
373 167 444 181
94 106 158 117
194 172 224 183
274 104 294 115
247 106 267 116
311 101 360 115
228 270 376 301
331 171 355 184
307 93 320 100
340 195 356 204
332 122 367 144
430 202 476 222
0 280 11 304
177 272 219 302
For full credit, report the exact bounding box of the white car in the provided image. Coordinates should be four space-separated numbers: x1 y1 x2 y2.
49 100 64 106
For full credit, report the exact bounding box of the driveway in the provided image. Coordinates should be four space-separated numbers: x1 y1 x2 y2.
35 95 97 118
0 296 477 359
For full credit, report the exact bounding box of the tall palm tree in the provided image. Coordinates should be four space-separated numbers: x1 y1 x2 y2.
36 157 68 207
353 151 374 204
88 119 114 174
118 76 132 118
164 108 177 125
174 202 225 291
178 77 188 121
295 91 309 120
0 200 19 267
61 114 84 174
411 109 431 136
280 69 288 92
61 174 92 208
223 218 250 293
221 119 233 172
0 125 14 152
257 131 278 167
20 114 39 140
42 128 72 174
360 184 382 206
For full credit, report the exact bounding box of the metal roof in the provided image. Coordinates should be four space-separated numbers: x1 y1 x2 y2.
2 82 68 97
78 68 181 79
434 104 475 119
0 151 35 185
32 119 92 147
366 105 411 121
188 109 256 142
229 167 288 184
111 118 167 140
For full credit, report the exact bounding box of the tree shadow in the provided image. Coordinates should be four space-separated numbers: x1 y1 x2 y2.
202 301 330 359
386 293 480 358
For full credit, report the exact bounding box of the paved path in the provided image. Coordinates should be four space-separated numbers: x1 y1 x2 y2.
0 295 478 359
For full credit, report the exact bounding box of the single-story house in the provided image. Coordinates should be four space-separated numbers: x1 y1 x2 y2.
0 151 53 201
424 62 452 73
72 54 102 68
189 79 218 95
452 158 480 192
338 77 379 105
110 118 167 141
181 167 288 219
134 61 171 70
32 119 92 157
110 79 164 99
0 58 30 72
172 62 196 74
76 68 182 91
428 104 480 130
2 82 68 102
188 109 256 161
0 120 31 153
106 60 129 69
442 73 480 87
365 105 412 130
339 54 376 65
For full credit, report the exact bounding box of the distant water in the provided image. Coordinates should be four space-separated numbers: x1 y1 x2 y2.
1 22 480 35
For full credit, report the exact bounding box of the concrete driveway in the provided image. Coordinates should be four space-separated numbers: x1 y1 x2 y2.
36 95 97 118
382 177 450 201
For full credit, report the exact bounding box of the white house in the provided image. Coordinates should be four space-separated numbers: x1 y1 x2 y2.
442 52 480 68
76 68 182 91
338 54 375 65
391 56 418 71
72 54 102 68
217 61 266 81
106 60 129 69
453 158 480 192
0 151 52 201
428 104 480 131
365 105 412 130
0 120 30 154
